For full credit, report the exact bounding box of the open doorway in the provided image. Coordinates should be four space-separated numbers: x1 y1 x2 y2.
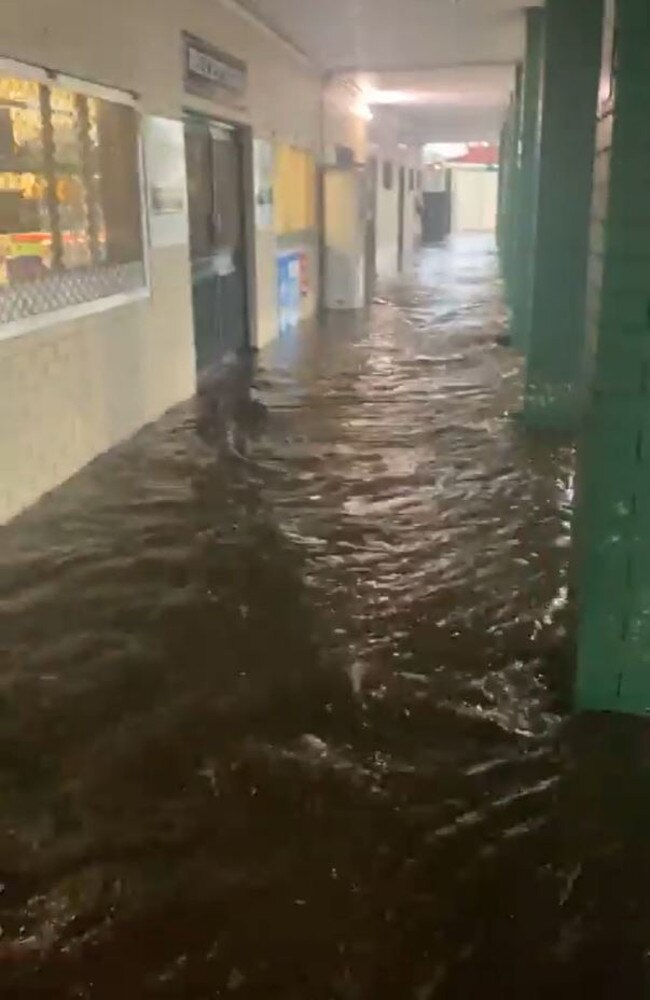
184 115 249 373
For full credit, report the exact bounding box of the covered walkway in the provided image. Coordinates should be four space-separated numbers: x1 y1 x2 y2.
5 0 650 720
3 237 648 997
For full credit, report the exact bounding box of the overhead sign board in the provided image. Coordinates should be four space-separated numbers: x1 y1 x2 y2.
183 32 247 99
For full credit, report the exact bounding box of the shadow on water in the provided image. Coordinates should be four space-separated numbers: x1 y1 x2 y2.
1 235 649 997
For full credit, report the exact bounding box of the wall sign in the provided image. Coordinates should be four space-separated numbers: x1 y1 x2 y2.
183 32 247 99
142 116 190 249
253 138 274 231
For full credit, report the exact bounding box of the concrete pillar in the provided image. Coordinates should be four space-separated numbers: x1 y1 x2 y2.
524 0 604 428
511 7 545 351
576 0 650 714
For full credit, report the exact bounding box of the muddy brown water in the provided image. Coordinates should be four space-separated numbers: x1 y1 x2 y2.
1 235 650 998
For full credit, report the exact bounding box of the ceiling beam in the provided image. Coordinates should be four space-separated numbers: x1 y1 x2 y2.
327 59 518 78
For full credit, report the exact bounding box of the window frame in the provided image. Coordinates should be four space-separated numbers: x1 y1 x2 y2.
0 56 150 344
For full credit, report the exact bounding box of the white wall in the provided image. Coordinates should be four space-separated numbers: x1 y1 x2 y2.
369 108 422 279
0 0 327 523
375 148 422 280
451 167 498 233
376 160 400 278
403 162 422 265
322 79 369 166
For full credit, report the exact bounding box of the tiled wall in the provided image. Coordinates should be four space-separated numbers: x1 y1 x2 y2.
576 0 650 712
0 247 195 523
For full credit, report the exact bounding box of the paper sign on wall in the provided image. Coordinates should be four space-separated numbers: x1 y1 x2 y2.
183 32 247 99
143 116 190 249
254 138 274 231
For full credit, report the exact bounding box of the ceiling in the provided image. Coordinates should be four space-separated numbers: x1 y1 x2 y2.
362 65 518 143
234 0 536 143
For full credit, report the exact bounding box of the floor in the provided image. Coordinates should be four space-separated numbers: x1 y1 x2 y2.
1 234 649 998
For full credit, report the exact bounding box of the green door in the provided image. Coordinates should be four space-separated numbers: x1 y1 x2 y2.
184 117 248 373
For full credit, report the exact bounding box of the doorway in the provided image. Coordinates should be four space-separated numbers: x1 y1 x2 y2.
422 168 452 245
397 165 406 272
184 115 248 373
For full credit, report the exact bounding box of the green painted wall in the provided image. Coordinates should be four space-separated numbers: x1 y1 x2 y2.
524 0 604 429
575 0 650 714
498 74 521 309
496 120 507 254
510 7 545 352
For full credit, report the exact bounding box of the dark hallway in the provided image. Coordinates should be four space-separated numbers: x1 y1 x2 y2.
2 236 649 998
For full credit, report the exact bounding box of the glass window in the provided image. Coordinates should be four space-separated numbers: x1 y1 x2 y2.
184 118 214 259
211 125 242 252
95 100 143 266
50 85 93 270
0 76 52 283
0 65 145 326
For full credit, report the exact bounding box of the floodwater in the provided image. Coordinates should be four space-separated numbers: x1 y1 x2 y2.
1 235 650 999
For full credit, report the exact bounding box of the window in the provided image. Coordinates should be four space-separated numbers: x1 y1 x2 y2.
0 62 146 329
382 161 393 191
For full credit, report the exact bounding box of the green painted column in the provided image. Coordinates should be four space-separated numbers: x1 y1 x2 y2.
502 66 522 307
510 7 545 352
496 120 507 255
497 105 515 259
576 0 650 714
523 0 604 429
